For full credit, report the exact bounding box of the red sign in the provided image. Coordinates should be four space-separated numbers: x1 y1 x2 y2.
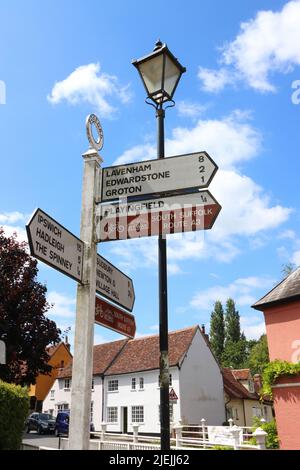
95 296 136 339
97 191 221 243
169 388 178 401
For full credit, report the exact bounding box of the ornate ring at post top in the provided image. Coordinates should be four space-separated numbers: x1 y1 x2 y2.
86 114 104 151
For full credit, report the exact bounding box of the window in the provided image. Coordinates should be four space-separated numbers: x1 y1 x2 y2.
57 403 69 412
227 407 238 420
64 379 70 389
91 379 94 390
132 406 144 423
264 406 268 419
108 379 118 392
139 377 144 390
90 401 94 423
252 407 263 417
248 380 254 393
107 407 118 423
131 378 136 390
50 390 55 400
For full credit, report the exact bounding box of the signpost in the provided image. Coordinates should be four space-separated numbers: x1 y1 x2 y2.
101 151 218 202
96 254 135 311
169 388 178 402
97 190 221 242
26 208 84 283
95 296 136 339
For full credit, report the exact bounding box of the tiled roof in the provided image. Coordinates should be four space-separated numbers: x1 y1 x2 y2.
57 338 128 379
231 369 251 381
252 267 300 311
222 368 257 400
46 343 61 357
105 326 198 376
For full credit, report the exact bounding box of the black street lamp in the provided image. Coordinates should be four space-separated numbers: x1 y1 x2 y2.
133 41 186 450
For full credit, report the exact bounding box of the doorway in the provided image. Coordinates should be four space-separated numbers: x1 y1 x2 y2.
122 407 128 434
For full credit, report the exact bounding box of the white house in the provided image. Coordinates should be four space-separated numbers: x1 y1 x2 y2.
43 325 225 433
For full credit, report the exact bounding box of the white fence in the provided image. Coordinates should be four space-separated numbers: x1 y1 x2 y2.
58 418 267 451
21 418 267 451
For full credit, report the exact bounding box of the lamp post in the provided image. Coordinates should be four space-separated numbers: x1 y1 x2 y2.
133 41 185 450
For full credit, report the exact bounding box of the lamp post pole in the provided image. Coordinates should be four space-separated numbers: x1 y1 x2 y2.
132 41 185 450
157 106 170 450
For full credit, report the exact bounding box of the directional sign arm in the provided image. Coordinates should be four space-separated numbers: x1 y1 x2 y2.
26 208 84 283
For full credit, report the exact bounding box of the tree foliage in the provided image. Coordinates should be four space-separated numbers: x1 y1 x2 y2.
0 229 61 385
248 334 269 375
209 298 270 372
221 339 248 369
209 301 225 362
224 298 241 343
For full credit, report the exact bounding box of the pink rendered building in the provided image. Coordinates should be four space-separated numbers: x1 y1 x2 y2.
253 269 300 450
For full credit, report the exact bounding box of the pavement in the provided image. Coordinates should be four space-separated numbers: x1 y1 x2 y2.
22 431 60 449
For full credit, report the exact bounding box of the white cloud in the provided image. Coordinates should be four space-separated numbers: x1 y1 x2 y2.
0 211 29 242
48 63 131 118
177 100 207 118
108 112 291 268
240 316 266 339
115 113 261 170
0 211 27 224
114 143 156 166
291 250 300 266
47 291 76 319
210 170 292 239
278 229 296 240
198 67 236 93
190 276 275 311
198 1 300 93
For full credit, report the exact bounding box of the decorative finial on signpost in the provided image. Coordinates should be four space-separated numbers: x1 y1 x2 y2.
85 114 104 153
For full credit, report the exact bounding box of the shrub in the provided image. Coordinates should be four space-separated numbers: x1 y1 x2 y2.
262 360 300 398
252 417 279 449
211 445 233 450
0 380 29 449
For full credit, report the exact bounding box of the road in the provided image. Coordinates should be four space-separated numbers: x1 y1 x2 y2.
22 431 60 449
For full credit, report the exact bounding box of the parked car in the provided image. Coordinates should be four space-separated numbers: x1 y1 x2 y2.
55 410 95 437
26 412 56 434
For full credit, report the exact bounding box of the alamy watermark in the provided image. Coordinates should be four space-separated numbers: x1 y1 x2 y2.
0 80 6 105
291 80 300 105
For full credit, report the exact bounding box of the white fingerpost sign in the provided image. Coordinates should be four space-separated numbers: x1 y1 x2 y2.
96 254 135 312
101 151 218 202
26 208 84 283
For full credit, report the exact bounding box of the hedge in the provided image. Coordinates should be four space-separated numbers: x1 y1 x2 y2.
0 380 29 450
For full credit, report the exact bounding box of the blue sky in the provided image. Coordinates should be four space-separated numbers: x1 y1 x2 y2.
1 0 300 348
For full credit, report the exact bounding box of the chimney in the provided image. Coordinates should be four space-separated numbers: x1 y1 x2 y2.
65 336 70 351
253 374 262 393
201 324 210 343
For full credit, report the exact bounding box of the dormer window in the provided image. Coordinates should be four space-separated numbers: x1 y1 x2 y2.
248 380 254 393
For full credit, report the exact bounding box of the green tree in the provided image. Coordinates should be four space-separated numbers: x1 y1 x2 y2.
222 339 248 369
225 298 241 343
209 301 225 362
0 229 61 386
248 335 269 375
